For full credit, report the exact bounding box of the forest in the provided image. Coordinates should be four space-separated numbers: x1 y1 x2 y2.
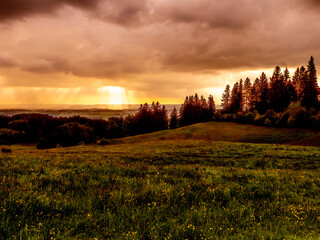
0 57 319 148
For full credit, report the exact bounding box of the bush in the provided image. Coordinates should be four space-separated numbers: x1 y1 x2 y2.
0 128 23 144
214 111 222 121
245 112 254 124
277 113 290 127
52 122 94 147
310 114 320 128
8 119 29 132
254 114 264 125
264 118 272 126
235 112 245 123
221 114 234 122
97 138 111 145
37 137 51 149
287 108 309 128
264 110 278 126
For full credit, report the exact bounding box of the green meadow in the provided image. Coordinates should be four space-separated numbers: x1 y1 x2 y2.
1 122 320 239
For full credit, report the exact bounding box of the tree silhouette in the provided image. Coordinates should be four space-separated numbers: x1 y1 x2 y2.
301 56 319 108
292 67 303 100
180 93 216 126
230 82 241 113
208 95 216 120
284 67 290 83
243 77 252 112
269 66 290 112
249 78 259 111
258 72 269 113
221 85 231 112
169 107 179 129
238 79 244 113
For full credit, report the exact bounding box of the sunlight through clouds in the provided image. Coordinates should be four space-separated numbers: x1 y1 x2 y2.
98 86 127 105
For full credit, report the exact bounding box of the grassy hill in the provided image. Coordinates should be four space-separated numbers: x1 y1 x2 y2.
114 121 320 146
1 122 320 239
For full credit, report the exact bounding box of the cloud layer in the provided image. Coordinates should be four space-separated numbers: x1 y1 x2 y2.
0 0 320 104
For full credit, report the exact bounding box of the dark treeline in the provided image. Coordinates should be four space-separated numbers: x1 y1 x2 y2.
0 56 319 148
0 102 170 148
0 95 216 148
217 56 320 128
179 94 216 127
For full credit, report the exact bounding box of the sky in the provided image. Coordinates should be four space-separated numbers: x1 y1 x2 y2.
1 0 320 106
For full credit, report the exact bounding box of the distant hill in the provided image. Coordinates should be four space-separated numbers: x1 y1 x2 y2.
114 122 320 147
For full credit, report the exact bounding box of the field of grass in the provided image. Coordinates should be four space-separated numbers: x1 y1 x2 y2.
1 122 320 239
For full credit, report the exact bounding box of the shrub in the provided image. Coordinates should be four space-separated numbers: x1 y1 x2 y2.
97 138 111 145
264 110 278 126
221 114 234 122
254 114 264 125
287 108 309 128
264 118 272 126
277 112 290 127
0 128 22 144
214 110 222 121
37 137 51 149
310 114 320 128
52 122 94 147
235 112 245 123
8 119 29 132
245 112 254 124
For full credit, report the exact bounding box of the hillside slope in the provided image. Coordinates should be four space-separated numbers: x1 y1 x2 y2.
114 122 320 146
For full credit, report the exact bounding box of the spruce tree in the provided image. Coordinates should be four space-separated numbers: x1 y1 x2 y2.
208 95 216 120
243 77 252 112
284 67 290 83
301 56 319 108
269 66 290 112
249 78 260 111
221 85 231 112
230 82 240 113
238 79 244 113
169 107 178 129
292 67 302 100
286 80 298 103
259 72 269 113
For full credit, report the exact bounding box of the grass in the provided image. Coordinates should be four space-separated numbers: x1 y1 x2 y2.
116 122 320 146
1 122 320 239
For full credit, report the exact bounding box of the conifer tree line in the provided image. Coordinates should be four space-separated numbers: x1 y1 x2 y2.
221 56 319 114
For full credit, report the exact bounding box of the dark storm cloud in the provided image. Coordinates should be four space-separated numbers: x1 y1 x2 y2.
152 0 262 29
0 0 99 21
1 0 320 104
0 0 273 29
0 0 306 30
95 0 151 27
308 0 320 6
0 56 15 68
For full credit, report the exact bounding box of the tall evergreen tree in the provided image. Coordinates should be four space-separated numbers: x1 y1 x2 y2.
286 80 297 103
200 95 209 121
243 77 252 112
238 79 244 113
292 67 303 100
169 107 178 129
301 56 319 108
249 78 260 111
284 67 290 83
230 82 241 113
221 85 231 112
208 95 216 120
269 66 290 112
258 72 269 113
